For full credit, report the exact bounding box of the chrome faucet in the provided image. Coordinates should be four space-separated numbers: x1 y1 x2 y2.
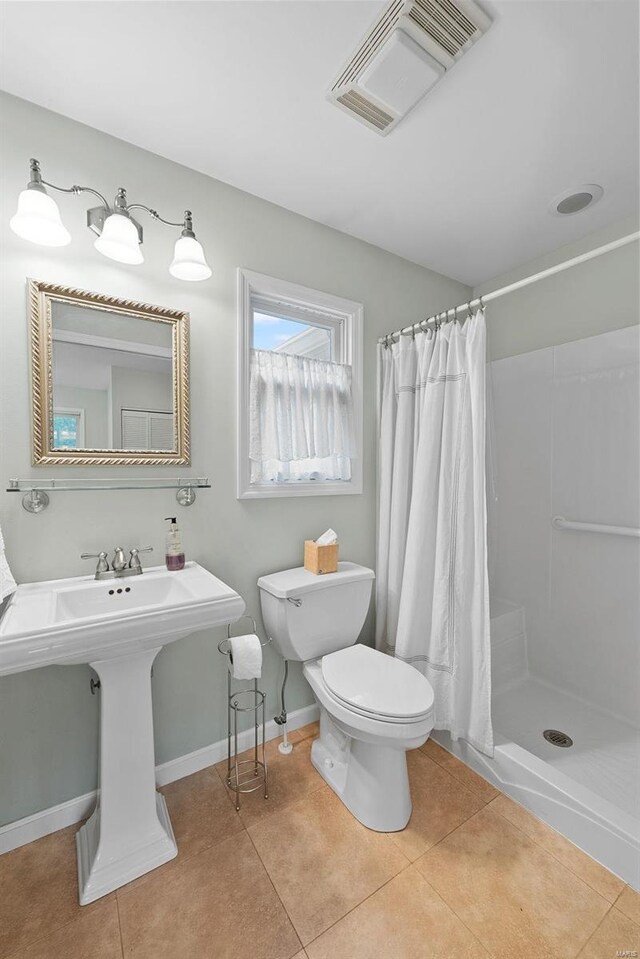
81 546 153 580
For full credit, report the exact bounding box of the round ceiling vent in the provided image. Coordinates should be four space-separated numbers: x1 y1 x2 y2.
550 184 604 217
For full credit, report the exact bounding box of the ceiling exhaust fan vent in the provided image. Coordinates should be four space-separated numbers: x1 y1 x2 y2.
329 0 491 135
336 91 395 132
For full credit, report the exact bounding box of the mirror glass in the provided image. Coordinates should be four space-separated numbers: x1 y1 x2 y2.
29 279 190 466
51 302 174 452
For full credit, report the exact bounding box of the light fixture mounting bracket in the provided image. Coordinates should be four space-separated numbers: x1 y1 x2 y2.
87 205 144 243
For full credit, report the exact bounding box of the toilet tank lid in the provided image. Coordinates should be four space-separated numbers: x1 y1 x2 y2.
257 562 375 599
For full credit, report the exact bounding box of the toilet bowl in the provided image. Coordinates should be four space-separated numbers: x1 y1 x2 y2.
257 562 434 832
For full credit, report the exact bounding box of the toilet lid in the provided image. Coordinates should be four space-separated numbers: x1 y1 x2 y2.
321 644 434 720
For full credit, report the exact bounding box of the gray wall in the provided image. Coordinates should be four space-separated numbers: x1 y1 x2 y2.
0 93 469 826
111 366 173 446
475 217 639 360
54 385 109 449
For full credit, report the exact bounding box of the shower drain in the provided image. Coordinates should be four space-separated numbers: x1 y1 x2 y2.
543 729 573 748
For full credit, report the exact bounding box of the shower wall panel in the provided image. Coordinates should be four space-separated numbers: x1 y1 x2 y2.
489 326 639 724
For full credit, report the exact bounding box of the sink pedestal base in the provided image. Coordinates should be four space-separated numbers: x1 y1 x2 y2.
76 647 177 905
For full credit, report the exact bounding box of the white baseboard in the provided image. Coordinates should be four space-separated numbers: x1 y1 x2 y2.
0 703 319 856
154 702 319 786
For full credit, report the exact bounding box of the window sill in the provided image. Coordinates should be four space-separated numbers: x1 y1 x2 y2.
237 479 363 499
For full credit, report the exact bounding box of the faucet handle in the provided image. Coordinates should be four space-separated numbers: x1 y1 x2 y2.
81 551 109 573
112 547 127 571
129 546 153 570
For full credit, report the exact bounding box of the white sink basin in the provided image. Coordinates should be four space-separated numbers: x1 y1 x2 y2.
0 561 244 673
0 561 245 905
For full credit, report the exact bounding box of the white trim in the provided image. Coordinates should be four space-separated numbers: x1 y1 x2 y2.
53 328 172 359
237 268 363 499
0 703 319 856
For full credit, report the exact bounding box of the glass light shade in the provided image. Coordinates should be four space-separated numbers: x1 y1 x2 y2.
94 212 143 265
10 188 71 247
169 235 212 281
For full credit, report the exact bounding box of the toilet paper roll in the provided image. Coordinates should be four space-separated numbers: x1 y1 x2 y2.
228 634 262 680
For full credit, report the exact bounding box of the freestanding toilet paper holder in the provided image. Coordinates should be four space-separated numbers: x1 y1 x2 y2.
218 617 271 811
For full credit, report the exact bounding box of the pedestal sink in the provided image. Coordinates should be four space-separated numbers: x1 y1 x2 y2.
0 561 244 904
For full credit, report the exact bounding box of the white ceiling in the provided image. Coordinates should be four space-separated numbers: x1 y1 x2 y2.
1 1 638 285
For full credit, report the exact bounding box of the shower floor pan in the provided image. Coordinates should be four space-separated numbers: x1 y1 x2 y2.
432 675 640 890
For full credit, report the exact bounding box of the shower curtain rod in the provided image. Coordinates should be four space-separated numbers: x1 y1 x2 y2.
379 230 640 344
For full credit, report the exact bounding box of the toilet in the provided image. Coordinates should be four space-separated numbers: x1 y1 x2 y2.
257 561 434 832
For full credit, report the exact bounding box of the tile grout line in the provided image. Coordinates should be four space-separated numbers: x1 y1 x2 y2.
243 770 413 952
396 806 507 957
404 805 568 959
406 865 499 959
415 747 497 806
301 858 417 951
418 744 498 803
115 893 126 959
215 733 324 824
243 826 304 957
423 744 624 904
114 837 244 900
612 884 640 926
573 900 615 959
387 805 479 862
486 796 623 904
436 805 615 957
114 802 248 902
114 740 323 905
412 805 604 959
0 897 120 959
243 744 491 951
237 775 328 830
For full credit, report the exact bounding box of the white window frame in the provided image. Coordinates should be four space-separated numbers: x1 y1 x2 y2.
53 406 85 448
237 268 363 499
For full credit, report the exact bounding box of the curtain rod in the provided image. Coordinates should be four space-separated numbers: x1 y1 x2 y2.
378 231 640 345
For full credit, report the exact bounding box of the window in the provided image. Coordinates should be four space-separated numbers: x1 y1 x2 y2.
53 407 85 449
237 269 363 498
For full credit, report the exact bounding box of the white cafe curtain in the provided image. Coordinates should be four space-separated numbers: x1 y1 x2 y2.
249 349 355 485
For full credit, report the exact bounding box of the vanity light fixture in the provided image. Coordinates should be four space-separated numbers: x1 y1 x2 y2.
10 159 212 281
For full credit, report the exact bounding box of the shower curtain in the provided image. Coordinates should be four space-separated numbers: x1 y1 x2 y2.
376 309 493 755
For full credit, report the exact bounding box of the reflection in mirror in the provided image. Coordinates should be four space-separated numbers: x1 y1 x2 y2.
29 279 190 466
51 303 174 451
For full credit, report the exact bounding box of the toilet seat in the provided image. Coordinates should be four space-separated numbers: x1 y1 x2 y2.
321 644 434 723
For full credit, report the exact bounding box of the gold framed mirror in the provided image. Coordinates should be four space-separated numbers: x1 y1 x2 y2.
29 279 190 465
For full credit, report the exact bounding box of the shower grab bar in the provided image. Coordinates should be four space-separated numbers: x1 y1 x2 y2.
552 516 640 538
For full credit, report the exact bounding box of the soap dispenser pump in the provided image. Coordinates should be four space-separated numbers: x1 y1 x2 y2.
164 516 185 571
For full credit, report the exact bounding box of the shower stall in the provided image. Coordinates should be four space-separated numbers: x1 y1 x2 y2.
433 323 640 889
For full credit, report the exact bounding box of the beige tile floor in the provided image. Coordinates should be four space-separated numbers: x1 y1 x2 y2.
1 726 638 959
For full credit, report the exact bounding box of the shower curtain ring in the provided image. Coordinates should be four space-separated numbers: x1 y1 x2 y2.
479 295 486 312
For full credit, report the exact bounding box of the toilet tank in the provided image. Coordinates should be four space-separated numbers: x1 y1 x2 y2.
257 562 375 661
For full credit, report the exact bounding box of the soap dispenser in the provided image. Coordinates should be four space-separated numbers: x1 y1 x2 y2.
164 517 185 571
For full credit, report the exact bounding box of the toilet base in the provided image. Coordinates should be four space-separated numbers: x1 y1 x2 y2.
310 713 413 832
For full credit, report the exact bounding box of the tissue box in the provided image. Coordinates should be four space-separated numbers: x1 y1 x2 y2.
304 540 338 575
